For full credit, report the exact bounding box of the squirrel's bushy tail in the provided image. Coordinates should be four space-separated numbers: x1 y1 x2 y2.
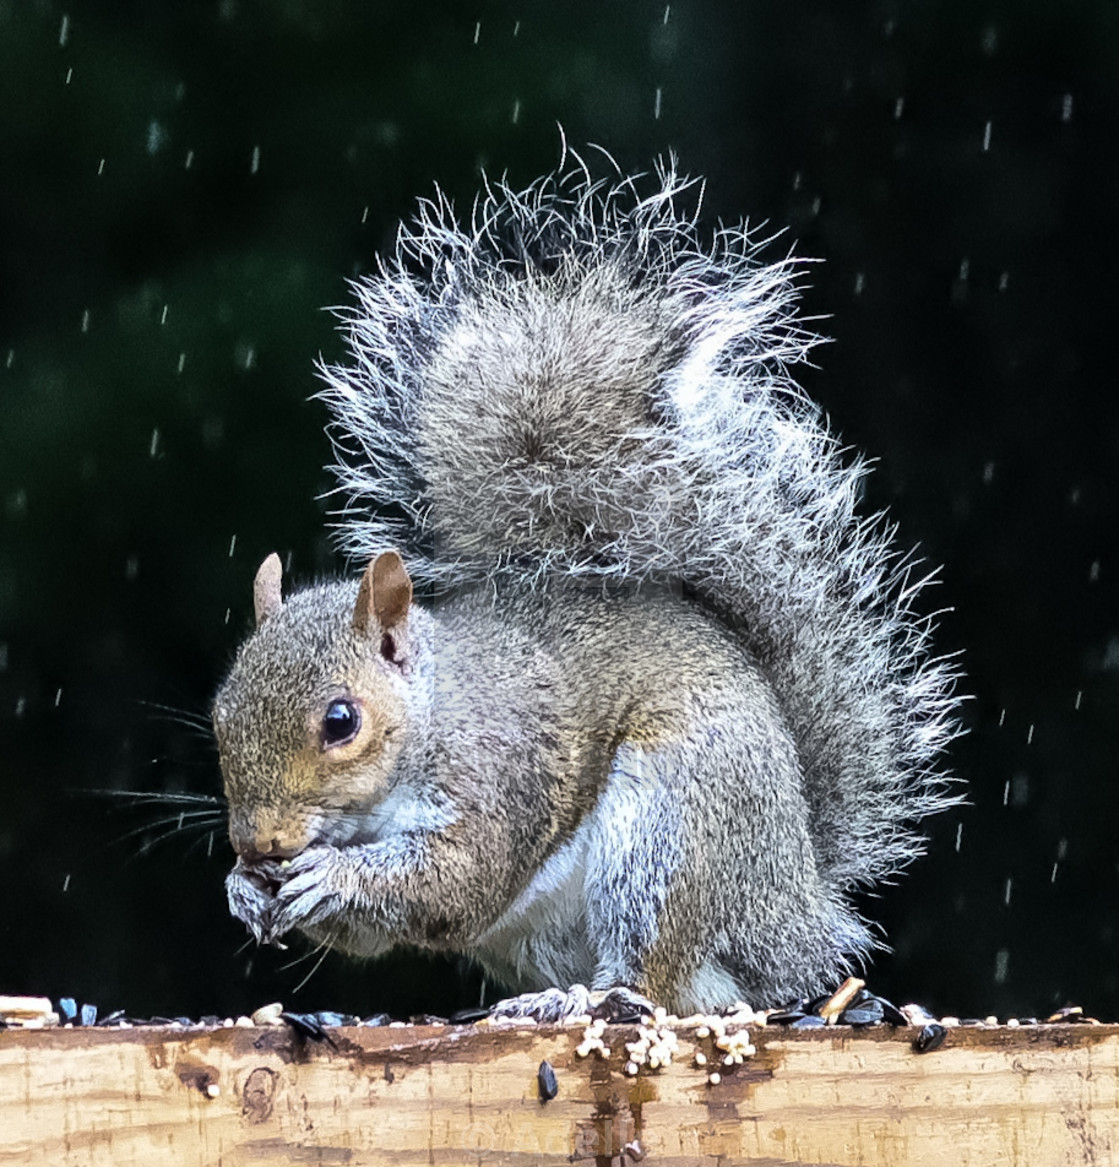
319 154 962 893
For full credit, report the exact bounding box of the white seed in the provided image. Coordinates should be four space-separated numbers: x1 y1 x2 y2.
251 1002 285 1027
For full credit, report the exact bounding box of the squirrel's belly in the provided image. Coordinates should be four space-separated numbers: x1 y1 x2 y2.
475 818 597 990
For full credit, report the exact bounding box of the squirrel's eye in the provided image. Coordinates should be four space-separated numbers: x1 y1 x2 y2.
321 698 360 748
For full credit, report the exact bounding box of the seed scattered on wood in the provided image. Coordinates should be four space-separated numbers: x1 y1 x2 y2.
250 1002 285 1027
817 976 866 1025
913 1023 948 1054
537 1060 558 1102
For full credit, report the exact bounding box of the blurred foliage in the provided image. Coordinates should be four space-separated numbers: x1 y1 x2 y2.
0 0 1116 1021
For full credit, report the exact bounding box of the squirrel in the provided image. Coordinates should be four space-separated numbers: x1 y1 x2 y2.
213 154 962 1016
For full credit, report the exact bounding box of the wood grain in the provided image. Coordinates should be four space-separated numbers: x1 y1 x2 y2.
1 1021 1116 1165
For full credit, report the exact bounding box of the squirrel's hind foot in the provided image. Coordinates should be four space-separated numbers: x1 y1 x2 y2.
488 984 655 1025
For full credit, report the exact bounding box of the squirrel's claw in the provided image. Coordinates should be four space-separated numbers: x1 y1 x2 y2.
225 864 277 944
267 847 348 938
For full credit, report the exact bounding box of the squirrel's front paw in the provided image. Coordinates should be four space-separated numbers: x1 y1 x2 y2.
226 862 279 946
268 846 351 940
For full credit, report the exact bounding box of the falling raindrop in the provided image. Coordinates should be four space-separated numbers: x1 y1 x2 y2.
250 145 261 175
146 120 168 156
6 488 27 518
654 87 662 119
59 14 70 47
993 949 1009 984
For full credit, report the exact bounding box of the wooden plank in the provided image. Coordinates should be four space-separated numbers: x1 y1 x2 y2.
1 1020 1117 1165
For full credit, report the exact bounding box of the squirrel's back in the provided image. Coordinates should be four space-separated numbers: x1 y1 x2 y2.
318 154 962 905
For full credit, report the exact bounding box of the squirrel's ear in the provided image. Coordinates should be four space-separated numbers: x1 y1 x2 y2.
253 553 284 627
353 551 413 637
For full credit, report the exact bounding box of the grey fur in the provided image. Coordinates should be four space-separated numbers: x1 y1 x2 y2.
216 156 962 1011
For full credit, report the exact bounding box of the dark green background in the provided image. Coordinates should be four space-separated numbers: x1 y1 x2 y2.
1 0 1116 1022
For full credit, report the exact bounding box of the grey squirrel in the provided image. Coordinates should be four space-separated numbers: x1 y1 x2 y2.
214 156 961 1015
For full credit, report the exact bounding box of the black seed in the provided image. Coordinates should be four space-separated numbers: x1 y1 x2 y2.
767 1009 807 1025
314 1011 359 1028
538 1060 559 1102
840 998 885 1026
281 1011 337 1047
768 997 809 1025
449 1006 493 1024
877 998 908 1026
792 1015 826 1029
58 998 77 1022
913 1023 948 1054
